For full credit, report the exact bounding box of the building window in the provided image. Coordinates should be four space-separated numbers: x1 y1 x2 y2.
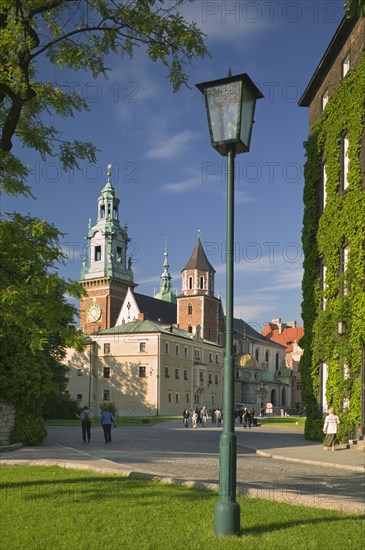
255 348 259 361
321 162 327 211
200 276 204 289
139 342 146 353
209 352 212 363
184 369 188 381
320 261 327 310
265 350 269 363
194 394 200 404
208 373 212 385
186 392 190 403
275 353 279 370
194 349 200 360
165 342 169 354
103 367 111 379
94 245 101 261
340 243 350 295
341 132 349 191
139 366 146 378
168 392 172 403
189 276 193 289
216 354 219 364
321 89 329 112
175 368 179 380
184 347 188 358
199 370 204 383
103 390 110 401
100 205 105 219
188 325 192 333
104 343 110 354
116 246 122 263
165 367 170 378
175 345 179 356
342 52 351 78
77 369 83 376
175 393 180 403
211 395 215 405
188 303 193 315
77 394 82 401
215 374 219 385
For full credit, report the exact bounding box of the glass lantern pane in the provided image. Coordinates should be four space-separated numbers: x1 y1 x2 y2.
206 81 241 143
240 87 256 149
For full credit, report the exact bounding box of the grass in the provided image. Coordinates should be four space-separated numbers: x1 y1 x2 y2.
257 416 306 429
45 416 178 427
0 466 363 550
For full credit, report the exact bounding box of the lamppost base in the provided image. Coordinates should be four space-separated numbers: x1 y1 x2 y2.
214 500 241 537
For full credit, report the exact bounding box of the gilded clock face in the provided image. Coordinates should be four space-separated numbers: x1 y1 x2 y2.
87 303 101 323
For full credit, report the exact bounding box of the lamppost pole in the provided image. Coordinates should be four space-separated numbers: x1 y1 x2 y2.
196 71 263 538
214 146 240 535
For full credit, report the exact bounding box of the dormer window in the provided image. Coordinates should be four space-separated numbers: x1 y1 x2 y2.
342 52 351 78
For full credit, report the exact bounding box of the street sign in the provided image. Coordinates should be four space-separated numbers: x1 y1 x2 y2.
265 402 273 414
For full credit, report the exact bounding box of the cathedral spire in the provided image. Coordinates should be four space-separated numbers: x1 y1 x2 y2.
154 241 177 304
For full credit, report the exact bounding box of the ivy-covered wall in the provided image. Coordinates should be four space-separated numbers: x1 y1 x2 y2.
300 53 365 441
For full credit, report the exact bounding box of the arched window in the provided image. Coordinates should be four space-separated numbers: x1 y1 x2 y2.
189 276 193 290
188 303 192 315
281 388 286 406
271 389 276 406
100 205 105 219
188 325 192 333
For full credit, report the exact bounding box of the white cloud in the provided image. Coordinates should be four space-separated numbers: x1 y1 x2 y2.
160 175 202 193
146 130 198 159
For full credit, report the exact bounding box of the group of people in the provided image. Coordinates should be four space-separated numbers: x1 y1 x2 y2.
79 407 116 443
183 406 210 428
235 407 255 428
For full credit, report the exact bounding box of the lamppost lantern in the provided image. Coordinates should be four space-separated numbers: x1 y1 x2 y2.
196 71 263 538
196 73 263 156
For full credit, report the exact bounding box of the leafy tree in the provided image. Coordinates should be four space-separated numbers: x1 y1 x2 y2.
345 0 365 18
0 213 85 443
0 0 208 195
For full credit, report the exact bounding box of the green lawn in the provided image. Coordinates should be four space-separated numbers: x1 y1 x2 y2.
0 466 363 550
256 416 306 429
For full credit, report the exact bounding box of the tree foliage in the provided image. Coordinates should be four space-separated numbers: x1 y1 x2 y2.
345 0 365 18
0 0 208 195
0 213 85 442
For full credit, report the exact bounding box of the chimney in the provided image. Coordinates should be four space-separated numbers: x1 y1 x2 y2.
138 312 145 321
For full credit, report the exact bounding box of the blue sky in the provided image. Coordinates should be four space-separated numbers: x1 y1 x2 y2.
1 1 347 333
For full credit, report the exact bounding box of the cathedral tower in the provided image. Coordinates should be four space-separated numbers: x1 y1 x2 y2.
79 165 136 333
177 235 225 344
154 244 177 304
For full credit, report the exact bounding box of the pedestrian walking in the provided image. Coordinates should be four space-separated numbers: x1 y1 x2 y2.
80 406 93 443
201 406 208 428
215 408 222 426
183 408 190 428
323 407 340 451
192 410 198 428
101 409 115 443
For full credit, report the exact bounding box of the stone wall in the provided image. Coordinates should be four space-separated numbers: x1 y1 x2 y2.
0 399 16 446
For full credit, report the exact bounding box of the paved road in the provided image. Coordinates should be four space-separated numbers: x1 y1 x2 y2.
42 422 365 514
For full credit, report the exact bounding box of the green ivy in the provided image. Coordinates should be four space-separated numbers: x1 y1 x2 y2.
300 53 365 441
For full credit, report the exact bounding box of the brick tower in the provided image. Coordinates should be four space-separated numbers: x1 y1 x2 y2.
177 236 225 344
79 165 136 333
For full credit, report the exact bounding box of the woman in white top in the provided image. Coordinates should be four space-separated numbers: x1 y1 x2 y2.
323 407 340 451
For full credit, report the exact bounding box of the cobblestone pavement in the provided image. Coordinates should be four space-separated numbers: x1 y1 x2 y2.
1 421 364 514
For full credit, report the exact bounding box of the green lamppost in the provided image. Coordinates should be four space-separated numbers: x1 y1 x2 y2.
196 72 263 537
